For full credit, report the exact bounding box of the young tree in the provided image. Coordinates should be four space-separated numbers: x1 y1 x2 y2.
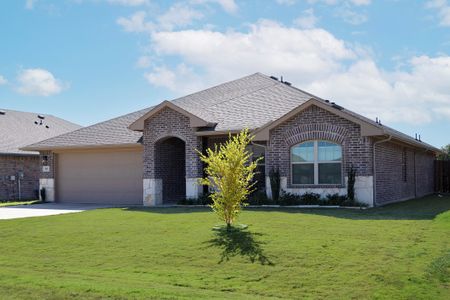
437 144 450 160
198 129 261 229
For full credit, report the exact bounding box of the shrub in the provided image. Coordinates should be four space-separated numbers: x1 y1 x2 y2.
301 192 322 205
325 193 348 206
247 191 271 205
278 191 301 206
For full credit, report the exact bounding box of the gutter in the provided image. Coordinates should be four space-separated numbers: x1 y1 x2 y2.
372 135 392 207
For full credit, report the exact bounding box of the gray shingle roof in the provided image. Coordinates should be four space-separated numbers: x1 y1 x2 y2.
0 109 81 155
23 73 439 152
23 107 153 150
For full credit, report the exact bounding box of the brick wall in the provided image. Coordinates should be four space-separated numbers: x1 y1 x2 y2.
143 107 203 179
267 105 373 187
415 151 435 197
0 155 40 200
39 150 55 179
374 141 435 205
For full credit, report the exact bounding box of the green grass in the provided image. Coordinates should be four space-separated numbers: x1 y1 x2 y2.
0 195 448 299
0 200 41 207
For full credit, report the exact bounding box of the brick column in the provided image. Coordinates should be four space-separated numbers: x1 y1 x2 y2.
39 151 55 202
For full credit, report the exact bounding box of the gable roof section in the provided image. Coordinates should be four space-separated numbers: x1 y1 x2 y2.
253 98 439 152
0 109 81 155
129 101 214 131
253 98 384 141
22 73 440 152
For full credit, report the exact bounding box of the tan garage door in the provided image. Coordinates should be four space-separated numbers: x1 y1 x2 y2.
56 149 143 205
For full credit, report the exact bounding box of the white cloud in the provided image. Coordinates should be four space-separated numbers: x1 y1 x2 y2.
117 11 153 32
136 55 151 68
335 6 368 25
0 75 7 85
106 0 149 6
117 4 203 33
276 0 297 5
151 20 355 85
191 0 238 13
349 0 370 5
426 0 450 26
25 0 36 9
16 68 65 96
307 0 370 5
144 64 204 93
158 3 203 31
144 20 450 124
294 8 318 29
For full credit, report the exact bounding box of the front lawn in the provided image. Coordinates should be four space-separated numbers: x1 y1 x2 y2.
0 195 448 299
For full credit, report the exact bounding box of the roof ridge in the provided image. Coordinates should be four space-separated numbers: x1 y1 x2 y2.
171 73 265 104
201 74 281 110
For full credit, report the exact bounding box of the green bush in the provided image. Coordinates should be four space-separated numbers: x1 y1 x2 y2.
247 191 272 205
177 193 213 205
325 193 348 205
301 192 322 205
277 191 301 205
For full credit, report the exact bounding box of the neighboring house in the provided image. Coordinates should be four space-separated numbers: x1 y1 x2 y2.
0 109 81 201
23 73 439 207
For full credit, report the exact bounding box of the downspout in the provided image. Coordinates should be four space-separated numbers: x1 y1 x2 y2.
372 135 392 207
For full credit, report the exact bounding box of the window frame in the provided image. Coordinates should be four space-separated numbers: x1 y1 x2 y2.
290 140 343 186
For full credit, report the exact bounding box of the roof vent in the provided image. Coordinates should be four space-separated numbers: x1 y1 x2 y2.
331 102 344 110
37 114 45 120
270 76 278 81
0 110 5 115
34 121 38 125
45 125 49 129
325 100 330 103
283 81 292 86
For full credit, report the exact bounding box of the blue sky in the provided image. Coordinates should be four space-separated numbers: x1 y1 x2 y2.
0 0 449 148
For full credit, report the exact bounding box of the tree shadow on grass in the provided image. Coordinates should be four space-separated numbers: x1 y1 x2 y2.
205 227 273 265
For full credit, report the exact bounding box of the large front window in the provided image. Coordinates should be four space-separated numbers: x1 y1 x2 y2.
291 141 342 185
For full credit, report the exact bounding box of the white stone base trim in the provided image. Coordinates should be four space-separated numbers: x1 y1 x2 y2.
353 176 374 207
186 178 202 199
143 178 162 206
39 178 55 202
266 175 374 207
265 176 272 199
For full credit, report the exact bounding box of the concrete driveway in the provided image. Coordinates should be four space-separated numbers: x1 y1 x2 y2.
0 203 111 220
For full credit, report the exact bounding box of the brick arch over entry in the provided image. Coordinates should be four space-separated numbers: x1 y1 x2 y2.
143 107 203 179
283 123 349 146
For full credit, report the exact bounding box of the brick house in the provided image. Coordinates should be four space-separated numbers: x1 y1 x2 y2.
0 109 81 201
23 73 440 206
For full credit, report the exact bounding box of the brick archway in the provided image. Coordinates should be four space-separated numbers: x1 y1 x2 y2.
154 136 186 204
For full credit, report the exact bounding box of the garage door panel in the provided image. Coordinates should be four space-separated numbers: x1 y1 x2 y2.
57 150 143 204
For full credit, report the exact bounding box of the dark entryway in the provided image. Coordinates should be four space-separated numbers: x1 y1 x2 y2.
155 137 186 204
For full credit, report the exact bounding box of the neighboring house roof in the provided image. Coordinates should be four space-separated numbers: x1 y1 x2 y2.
22 73 440 152
0 108 81 155
23 107 152 151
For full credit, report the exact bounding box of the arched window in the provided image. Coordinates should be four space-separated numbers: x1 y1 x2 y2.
291 141 342 185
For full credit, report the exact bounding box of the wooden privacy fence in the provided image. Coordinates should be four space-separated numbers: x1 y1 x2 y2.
435 160 450 193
